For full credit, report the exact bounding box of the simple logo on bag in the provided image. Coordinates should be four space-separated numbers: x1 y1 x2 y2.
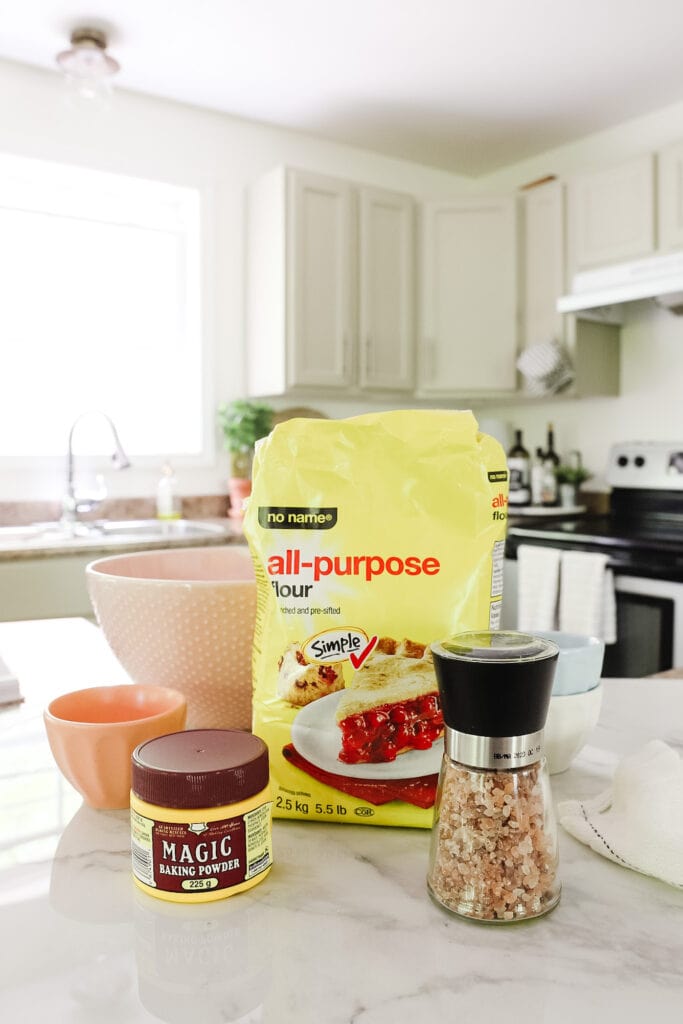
488 470 508 483
258 506 337 530
303 628 376 666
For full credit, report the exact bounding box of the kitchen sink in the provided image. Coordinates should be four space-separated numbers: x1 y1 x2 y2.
94 519 226 539
0 518 230 549
0 523 66 543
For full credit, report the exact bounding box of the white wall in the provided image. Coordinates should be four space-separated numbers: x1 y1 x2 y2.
0 58 473 501
470 98 683 487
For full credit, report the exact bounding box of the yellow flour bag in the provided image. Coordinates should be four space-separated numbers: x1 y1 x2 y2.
243 410 508 827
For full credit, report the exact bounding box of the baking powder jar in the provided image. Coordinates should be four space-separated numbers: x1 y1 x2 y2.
130 729 272 903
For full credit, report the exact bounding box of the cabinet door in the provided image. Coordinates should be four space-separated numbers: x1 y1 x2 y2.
521 181 565 348
568 155 655 272
287 171 354 389
358 188 414 390
658 140 683 251
420 197 517 393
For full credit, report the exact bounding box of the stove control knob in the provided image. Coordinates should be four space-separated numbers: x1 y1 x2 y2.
634 455 646 467
617 455 629 467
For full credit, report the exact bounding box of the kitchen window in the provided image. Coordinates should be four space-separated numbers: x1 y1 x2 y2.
0 153 203 460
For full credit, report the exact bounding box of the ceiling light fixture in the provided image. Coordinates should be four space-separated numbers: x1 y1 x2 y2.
56 27 120 102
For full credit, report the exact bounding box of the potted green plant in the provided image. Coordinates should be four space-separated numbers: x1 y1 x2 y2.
217 399 273 517
555 463 592 508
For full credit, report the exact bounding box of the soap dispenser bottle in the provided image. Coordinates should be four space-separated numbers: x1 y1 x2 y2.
156 463 181 520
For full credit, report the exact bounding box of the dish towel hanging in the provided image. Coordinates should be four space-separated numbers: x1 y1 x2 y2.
558 740 683 889
558 550 617 644
516 544 561 631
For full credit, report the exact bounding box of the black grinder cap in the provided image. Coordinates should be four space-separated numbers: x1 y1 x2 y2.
431 631 559 738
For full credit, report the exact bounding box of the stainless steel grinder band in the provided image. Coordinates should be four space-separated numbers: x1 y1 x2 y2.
445 726 544 770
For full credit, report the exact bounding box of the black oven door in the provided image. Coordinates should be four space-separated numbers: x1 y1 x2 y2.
506 523 683 677
603 580 675 677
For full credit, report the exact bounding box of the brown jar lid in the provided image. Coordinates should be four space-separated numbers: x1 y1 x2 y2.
132 729 269 809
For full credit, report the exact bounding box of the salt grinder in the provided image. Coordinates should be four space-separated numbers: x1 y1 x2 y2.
427 631 561 922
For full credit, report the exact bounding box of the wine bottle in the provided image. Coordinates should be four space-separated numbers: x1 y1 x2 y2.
507 429 531 506
540 423 560 507
530 447 545 506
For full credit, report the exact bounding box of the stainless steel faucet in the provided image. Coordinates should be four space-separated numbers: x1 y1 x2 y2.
61 412 131 528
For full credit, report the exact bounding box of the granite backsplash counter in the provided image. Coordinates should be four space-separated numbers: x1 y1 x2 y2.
0 494 230 526
0 496 246 563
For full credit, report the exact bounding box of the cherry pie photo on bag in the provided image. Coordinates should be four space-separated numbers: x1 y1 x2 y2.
284 636 444 808
287 636 444 784
335 637 444 765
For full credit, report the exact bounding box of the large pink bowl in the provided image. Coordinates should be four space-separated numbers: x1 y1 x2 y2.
86 547 256 731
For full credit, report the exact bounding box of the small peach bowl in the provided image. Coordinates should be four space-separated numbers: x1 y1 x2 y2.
44 684 187 810
86 547 257 731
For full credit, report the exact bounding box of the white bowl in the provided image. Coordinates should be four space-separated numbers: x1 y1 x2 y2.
533 630 605 695
544 683 603 774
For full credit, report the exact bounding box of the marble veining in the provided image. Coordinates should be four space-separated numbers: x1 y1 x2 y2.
1 619 683 1023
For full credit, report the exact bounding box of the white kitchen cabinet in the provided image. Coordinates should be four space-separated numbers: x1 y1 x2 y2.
247 168 353 394
520 179 620 397
657 139 683 252
419 196 517 395
520 180 565 348
0 554 96 621
288 170 354 389
567 155 655 273
246 167 415 396
358 187 414 391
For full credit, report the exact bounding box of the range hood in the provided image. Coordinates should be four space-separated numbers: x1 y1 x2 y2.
557 250 683 316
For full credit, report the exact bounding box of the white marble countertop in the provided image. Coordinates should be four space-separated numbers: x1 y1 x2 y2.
1 618 682 1024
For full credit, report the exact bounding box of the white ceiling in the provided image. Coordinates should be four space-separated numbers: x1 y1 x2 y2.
6 0 683 176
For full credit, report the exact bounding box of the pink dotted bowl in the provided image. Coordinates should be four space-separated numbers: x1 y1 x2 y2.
86 547 256 731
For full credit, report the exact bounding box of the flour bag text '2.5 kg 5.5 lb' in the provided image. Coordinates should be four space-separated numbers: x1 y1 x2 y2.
243 410 508 828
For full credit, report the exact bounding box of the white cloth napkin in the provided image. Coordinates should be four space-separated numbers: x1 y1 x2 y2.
558 550 617 644
559 740 683 889
517 544 561 631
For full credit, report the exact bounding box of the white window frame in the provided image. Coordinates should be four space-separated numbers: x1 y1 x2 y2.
0 153 213 499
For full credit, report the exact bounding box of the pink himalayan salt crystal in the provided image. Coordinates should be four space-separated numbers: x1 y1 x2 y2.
428 760 559 922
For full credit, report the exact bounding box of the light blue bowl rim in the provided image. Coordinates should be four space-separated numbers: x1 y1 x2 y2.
532 631 605 695
549 679 603 699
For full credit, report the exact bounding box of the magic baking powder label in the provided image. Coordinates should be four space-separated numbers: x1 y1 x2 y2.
131 804 272 894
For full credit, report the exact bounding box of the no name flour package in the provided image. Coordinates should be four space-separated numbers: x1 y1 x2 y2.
244 410 508 828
